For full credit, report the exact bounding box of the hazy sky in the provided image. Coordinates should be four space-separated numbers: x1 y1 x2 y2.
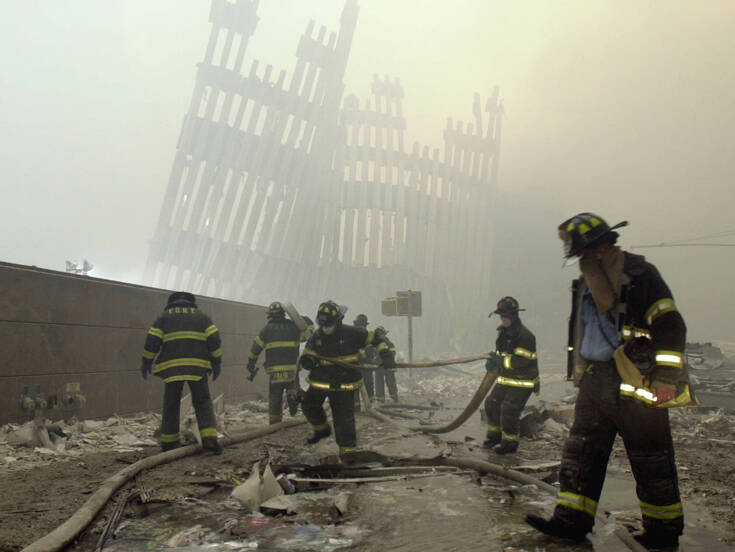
1 1 734 342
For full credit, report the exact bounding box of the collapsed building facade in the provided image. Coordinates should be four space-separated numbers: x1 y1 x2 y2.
143 0 503 354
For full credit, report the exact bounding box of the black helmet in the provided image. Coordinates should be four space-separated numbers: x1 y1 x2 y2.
353 313 368 327
491 296 525 317
317 300 343 326
167 291 196 305
558 212 628 258
267 301 285 319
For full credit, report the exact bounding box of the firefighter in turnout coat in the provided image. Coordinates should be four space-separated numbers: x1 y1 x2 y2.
526 213 692 550
247 302 305 424
299 301 396 460
141 291 223 454
483 296 539 454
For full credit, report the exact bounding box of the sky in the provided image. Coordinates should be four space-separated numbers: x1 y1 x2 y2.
1 1 734 344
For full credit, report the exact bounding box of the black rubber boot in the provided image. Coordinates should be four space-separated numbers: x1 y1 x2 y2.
161 442 180 452
287 393 300 416
306 426 332 444
202 436 224 455
633 531 679 550
495 441 519 455
525 513 589 542
482 434 502 449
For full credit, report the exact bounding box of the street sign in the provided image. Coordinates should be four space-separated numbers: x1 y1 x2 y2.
381 290 421 317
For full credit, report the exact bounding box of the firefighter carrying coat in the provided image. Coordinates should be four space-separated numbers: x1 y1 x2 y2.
141 292 222 452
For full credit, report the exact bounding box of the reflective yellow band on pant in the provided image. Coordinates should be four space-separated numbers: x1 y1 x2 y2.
496 376 539 388
502 431 519 441
557 492 598 517
619 383 692 408
162 331 207 343
486 424 501 434
307 376 363 391
645 298 677 325
164 375 204 383
200 427 218 438
266 364 298 373
339 446 356 454
621 325 651 340
639 500 683 520
655 350 683 368
265 340 300 350
313 422 330 431
155 357 212 372
513 347 537 360
271 372 296 383
161 432 180 443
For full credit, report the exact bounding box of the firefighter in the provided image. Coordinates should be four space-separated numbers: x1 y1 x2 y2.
141 291 223 454
299 301 396 461
526 213 692 550
483 296 539 454
353 314 375 406
247 302 305 424
373 325 400 403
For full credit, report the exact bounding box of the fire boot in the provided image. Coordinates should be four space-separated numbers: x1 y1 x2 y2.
482 434 502 449
306 425 331 444
525 513 589 542
633 531 679 550
286 391 300 417
494 440 519 455
202 436 224 455
161 442 180 452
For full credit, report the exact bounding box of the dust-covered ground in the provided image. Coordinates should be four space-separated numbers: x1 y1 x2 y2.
1 367 734 551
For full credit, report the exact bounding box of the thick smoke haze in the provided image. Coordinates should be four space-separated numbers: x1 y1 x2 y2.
1 1 733 354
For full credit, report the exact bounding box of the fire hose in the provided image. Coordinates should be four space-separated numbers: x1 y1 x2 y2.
302 352 496 434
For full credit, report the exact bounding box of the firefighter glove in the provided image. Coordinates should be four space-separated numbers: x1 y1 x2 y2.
299 355 316 371
381 353 397 369
212 361 221 381
533 380 540 395
140 362 152 380
246 359 258 381
485 352 499 372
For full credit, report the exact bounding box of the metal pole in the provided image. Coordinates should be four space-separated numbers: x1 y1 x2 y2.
408 314 414 379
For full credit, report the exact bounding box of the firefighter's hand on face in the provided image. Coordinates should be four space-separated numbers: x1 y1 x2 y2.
246 359 258 381
485 351 499 372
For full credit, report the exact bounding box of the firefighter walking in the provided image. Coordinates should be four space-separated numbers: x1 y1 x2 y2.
526 213 692 549
247 302 306 424
483 296 539 454
141 291 223 454
299 301 395 461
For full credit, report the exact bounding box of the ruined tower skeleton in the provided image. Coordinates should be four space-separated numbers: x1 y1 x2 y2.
144 0 503 352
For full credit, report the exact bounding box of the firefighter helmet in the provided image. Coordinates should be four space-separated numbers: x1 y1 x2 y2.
558 212 628 258
167 291 196 305
267 302 285 319
491 296 525 317
353 313 368 327
317 300 343 326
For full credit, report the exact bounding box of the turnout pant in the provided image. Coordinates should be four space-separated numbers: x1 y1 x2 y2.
268 371 298 424
374 369 399 402
301 386 357 453
484 383 532 444
161 378 217 448
554 361 683 537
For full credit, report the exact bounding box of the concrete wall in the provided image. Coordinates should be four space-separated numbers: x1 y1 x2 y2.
0 261 270 424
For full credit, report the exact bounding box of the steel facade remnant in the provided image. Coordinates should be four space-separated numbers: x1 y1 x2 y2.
144 0 503 353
